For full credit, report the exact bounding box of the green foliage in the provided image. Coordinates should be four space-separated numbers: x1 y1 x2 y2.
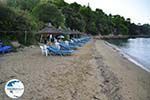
141 24 150 35
32 2 64 27
69 2 82 13
94 9 110 35
1 0 150 47
6 0 41 11
0 5 41 31
79 6 98 34
50 0 68 9
62 4 85 32
111 15 129 35
0 3 40 45
0 4 16 31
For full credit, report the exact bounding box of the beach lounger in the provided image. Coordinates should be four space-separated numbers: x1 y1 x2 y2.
0 46 12 54
47 46 74 56
59 42 78 50
71 40 84 47
72 37 91 45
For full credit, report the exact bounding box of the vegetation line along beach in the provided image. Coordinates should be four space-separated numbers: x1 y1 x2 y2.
0 0 150 46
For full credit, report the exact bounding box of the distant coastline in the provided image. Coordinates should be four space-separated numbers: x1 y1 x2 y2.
94 35 150 39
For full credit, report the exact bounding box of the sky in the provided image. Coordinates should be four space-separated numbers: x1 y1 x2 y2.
65 0 150 24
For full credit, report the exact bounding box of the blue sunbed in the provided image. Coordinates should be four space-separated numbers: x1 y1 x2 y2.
47 46 74 56
0 46 12 53
59 42 78 50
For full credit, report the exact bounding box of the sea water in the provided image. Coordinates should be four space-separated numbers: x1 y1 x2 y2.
107 38 150 72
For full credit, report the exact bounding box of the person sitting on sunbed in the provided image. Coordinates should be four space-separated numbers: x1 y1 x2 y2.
54 39 60 50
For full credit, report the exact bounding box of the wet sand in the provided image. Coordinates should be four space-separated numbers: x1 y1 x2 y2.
0 39 150 100
95 40 150 100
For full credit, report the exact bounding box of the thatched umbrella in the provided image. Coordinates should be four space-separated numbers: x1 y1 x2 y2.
62 28 86 39
38 23 62 34
38 23 63 42
69 29 84 38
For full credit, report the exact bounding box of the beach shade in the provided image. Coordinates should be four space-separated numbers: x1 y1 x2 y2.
37 23 63 42
61 28 72 35
38 23 62 34
69 30 83 38
56 28 72 40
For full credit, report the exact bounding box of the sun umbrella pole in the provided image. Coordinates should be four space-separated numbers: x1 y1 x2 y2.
40 34 43 43
24 31 27 44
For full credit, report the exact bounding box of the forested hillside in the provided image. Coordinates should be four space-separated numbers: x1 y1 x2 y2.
0 0 150 44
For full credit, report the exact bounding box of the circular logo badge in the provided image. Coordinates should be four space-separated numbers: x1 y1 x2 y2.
5 79 24 99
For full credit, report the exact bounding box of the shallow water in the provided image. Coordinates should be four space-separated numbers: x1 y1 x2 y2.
107 38 150 71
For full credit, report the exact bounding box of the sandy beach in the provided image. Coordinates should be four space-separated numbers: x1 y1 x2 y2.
0 39 150 100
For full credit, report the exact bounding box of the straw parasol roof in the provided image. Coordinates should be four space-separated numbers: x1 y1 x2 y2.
62 28 82 35
61 28 71 35
38 23 62 34
70 29 82 35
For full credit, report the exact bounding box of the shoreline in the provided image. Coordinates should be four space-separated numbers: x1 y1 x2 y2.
104 41 150 73
95 39 150 100
94 35 150 39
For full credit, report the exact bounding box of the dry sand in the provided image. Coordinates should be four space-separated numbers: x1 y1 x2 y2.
0 39 150 100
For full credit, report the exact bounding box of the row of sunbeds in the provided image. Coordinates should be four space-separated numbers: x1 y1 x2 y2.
40 37 91 56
